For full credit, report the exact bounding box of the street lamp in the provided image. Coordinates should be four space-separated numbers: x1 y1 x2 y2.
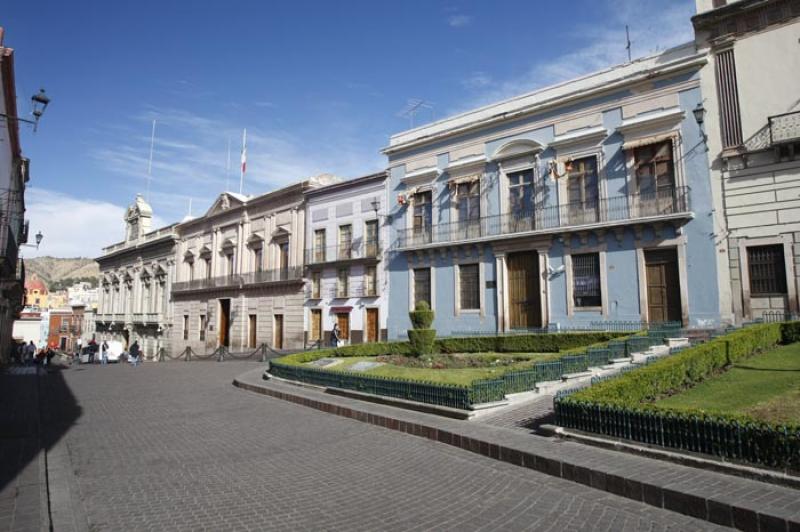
21 231 44 249
693 102 708 144
0 89 51 132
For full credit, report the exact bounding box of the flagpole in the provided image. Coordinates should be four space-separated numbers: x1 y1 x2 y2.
239 128 247 195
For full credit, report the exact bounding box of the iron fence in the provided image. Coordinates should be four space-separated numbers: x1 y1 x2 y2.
173 267 304 292
396 187 691 249
304 240 381 265
769 110 800 145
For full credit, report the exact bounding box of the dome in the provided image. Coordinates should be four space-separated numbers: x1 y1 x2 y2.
25 274 48 294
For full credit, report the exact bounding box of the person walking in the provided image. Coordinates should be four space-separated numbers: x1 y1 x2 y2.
331 323 341 348
25 341 36 366
101 340 108 365
129 341 141 367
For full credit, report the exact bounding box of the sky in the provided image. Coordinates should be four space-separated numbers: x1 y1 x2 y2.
4 0 696 259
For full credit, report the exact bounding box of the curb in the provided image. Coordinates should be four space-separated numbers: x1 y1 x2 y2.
234 370 800 531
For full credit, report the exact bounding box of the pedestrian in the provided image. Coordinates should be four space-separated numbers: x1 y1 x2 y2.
88 339 98 364
25 341 36 366
101 340 108 365
331 323 340 348
129 341 141 367
46 348 55 366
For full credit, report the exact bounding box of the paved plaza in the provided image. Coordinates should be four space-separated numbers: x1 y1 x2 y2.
3 362 729 531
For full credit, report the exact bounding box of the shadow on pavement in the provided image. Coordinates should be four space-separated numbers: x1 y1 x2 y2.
0 365 82 495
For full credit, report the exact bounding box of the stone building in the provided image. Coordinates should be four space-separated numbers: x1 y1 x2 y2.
303 172 388 347
95 195 178 359
171 177 337 354
693 0 800 322
384 43 722 338
47 304 85 352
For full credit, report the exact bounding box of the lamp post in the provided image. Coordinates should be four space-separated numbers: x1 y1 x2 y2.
21 231 44 249
0 89 51 132
693 102 708 145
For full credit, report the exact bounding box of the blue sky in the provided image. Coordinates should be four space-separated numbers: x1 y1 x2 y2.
5 0 695 257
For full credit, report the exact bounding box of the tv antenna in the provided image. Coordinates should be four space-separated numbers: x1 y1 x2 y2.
625 25 632 62
398 99 434 128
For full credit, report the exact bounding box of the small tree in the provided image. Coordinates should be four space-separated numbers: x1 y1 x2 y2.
408 301 436 356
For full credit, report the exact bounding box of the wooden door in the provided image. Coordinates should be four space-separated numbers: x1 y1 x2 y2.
337 313 350 340
248 314 257 348
366 308 378 343
310 309 322 342
507 251 541 329
273 314 284 349
218 299 230 347
645 249 681 323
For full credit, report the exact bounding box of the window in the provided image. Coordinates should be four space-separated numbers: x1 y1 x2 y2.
455 180 480 222
567 156 599 224
199 315 206 341
414 268 431 308
338 225 352 259
183 315 189 340
187 260 195 281
248 314 257 348
314 229 326 263
337 268 349 298
204 257 212 279
634 141 675 196
412 191 432 243
253 247 263 272
225 252 235 277
364 265 377 296
748 245 787 295
459 264 480 311
365 220 379 257
311 271 321 299
507 169 534 232
715 49 743 148
572 253 602 308
279 242 289 272
310 309 322 341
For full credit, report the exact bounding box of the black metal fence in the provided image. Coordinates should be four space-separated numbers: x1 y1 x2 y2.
446 321 681 337
160 343 288 362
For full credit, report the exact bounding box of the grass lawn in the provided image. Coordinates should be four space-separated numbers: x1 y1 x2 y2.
657 341 800 425
322 353 557 386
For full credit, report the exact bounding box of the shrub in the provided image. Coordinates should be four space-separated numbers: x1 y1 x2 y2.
780 320 800 344
436 332 626 354
409 301 434 329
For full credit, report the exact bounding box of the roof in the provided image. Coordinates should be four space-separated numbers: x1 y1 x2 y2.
25 274 47 294
304 171 387 198
384 42 705 154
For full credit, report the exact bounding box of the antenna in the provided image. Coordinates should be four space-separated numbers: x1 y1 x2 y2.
625 25 632 62
225 138 231 191
397 99 434 128
146 119 156 201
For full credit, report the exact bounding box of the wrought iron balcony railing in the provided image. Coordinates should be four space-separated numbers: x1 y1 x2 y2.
304 240 381 265
173 266 304 293
132 312 162 324
396 186 691 250
769 110 800 145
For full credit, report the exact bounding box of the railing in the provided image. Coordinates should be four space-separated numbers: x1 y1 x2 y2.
0 225 18 275
304 240 381 265
769 110 800 145
132 312 161 324
102 225 177 254
396 187 691 249
319 282 378 299
173 266 304 292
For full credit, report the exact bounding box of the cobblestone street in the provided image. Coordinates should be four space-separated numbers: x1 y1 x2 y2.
6 362 728 531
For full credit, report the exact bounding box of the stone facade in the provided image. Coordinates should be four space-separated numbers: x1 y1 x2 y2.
694 0 800 322
171 179 336 354
303 172 389 347
95 195 177 359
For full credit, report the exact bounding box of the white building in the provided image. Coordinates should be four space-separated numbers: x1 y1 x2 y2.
95 195 178 359
304 172 388 346
693 0 800 322
12 308 43 346
68 281 99 309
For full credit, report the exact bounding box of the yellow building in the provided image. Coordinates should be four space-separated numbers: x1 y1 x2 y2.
24 274 49 308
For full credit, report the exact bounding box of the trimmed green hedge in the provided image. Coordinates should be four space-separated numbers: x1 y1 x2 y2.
436 332 627 354
408 329 436 355
555 322 800 470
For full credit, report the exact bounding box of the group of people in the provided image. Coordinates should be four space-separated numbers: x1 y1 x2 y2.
12 340 56 366
9 338 144 367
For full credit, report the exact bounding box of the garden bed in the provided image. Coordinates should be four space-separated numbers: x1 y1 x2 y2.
555 322 800 471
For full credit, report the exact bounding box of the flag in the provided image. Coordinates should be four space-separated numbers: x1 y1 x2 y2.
240 128 247 175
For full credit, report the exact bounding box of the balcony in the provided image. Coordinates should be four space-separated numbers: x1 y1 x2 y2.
396 187 692 250
308 282 378 300
132 312 161 324
172 266 304 293
769 111 800 145
304 240 381 267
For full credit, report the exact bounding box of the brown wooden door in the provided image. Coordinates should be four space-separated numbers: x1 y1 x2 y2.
366 308 378 343
336 313 350 340
248 314 257 348
645 249 682 323
273 314 284 349
507 251 541 329
310 309 322 342
218 299 231 347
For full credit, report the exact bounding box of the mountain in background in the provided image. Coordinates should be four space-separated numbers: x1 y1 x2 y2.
25 256 100 290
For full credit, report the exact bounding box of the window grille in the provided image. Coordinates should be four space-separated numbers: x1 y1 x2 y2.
715 49 744 148
748 245 787 295
414 268 431 307
459 264 480 310
572 253 602 307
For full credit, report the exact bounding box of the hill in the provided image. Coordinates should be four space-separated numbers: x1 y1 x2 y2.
25 257 100 289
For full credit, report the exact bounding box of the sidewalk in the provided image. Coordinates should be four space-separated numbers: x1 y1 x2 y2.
235 367 800 531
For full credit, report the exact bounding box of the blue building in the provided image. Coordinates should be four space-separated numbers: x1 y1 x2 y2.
384 44 722 339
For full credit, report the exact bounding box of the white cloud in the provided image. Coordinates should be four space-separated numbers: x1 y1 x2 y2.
461 72 493 89
453 0 695 111
23 188 166 259
447 14 472 28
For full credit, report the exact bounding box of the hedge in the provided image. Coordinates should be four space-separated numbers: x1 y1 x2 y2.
555 322 800 470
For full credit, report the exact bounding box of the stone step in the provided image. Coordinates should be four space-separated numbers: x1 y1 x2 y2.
610 357 632 365
562 371 593 381
648 345 671 356
665 337 690 348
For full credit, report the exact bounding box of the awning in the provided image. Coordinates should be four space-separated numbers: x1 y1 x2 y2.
447 173 480 187
622 133 677 151
330 306 352 313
